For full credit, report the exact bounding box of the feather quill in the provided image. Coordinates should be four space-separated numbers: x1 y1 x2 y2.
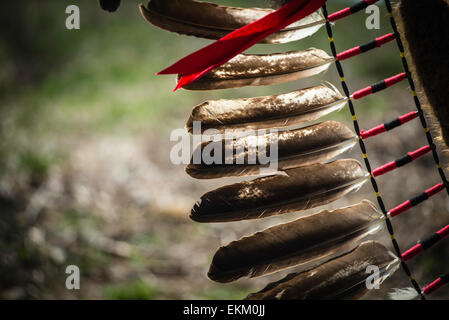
139 0 325 44
245 241 400 300
190 159 369 222
186 85 347 134
186 121 357 179
208 200 384 283
180 49 334 90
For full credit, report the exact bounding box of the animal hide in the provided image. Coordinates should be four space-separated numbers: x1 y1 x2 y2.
398 0 449 147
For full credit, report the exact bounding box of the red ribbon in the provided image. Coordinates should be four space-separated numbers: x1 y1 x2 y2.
157 0 327 91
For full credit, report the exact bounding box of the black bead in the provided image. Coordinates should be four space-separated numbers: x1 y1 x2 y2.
99 0 121 12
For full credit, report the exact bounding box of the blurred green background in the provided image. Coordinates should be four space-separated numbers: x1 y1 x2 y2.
0 0 448 299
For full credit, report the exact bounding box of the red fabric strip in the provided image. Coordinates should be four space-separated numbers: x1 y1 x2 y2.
337 33 395 61
360 124 386 139
385 72 406 87
399 111 419 124
337 47 362 61
360 111 418 139
426 183 445 197
403 223 449 262
373 146 430 177
389 200 413 217
157 0 327 91
328 7 351 22
372 161 397 177
376 33 395 46
401 244 424 262
353 73 406 99
437 225 449 239
409 145 431 160
328 0 379 22
352 86 373 99
423 278 444 295
390 184 444 217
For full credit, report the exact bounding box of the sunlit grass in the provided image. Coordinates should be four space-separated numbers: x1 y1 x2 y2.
103 280 159 300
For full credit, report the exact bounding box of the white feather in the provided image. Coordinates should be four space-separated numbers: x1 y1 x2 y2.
388 287 419 300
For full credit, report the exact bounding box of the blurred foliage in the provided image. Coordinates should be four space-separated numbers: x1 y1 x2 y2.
104 280 159 300
0 0 396 180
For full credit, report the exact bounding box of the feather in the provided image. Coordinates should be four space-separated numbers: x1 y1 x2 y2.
245 241 400 300
157 0 328 91
180 48 334 90
388 287 419 300
208 200 384 283
190 159 368 223
186 121 357 179
186 85 347 134
139 0 325 44
398 0 449 147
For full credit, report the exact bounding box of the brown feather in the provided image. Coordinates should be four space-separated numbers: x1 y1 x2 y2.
245 241 399 300
186 121 357 179
186 85 347 134
139 0 324 44
190 159 368 222
208 200 383 283
180 49 334 90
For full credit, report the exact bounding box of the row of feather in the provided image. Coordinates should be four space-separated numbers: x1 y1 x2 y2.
141 0 402 300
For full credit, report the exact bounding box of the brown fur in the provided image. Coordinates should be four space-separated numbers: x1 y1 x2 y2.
398 0 449 147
